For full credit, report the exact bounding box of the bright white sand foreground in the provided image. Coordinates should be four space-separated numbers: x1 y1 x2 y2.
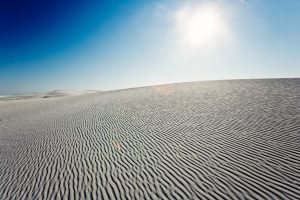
0 79 300 199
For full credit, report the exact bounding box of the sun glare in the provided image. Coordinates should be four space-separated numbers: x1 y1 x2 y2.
175 3 230 48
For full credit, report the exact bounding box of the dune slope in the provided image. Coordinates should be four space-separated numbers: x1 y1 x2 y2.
0 79 300 199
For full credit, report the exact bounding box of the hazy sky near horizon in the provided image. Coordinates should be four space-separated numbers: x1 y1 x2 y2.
0 0 300 94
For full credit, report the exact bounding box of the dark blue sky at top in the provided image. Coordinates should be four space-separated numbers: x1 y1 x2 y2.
0 0 300 94
0 0 147 94
0 0 136 65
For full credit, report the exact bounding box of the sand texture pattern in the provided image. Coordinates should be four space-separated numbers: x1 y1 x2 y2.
0 79 300 199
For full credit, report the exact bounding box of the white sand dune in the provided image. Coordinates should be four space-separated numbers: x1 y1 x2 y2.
0 90 99 101
0 79 300 199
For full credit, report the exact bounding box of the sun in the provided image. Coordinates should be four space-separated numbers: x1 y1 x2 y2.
175 3 230 48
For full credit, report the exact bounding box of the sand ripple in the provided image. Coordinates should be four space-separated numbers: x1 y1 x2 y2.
0 79 300 199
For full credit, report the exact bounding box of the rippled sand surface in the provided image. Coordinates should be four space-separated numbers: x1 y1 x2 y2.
0 79 299 199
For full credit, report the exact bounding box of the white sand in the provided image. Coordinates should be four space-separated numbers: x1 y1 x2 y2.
0 90 99 101
0 79 300 199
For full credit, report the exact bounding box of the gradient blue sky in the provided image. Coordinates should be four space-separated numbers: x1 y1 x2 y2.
0 0 299 94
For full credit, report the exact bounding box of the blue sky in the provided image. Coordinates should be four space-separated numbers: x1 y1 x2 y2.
0 0 299 94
